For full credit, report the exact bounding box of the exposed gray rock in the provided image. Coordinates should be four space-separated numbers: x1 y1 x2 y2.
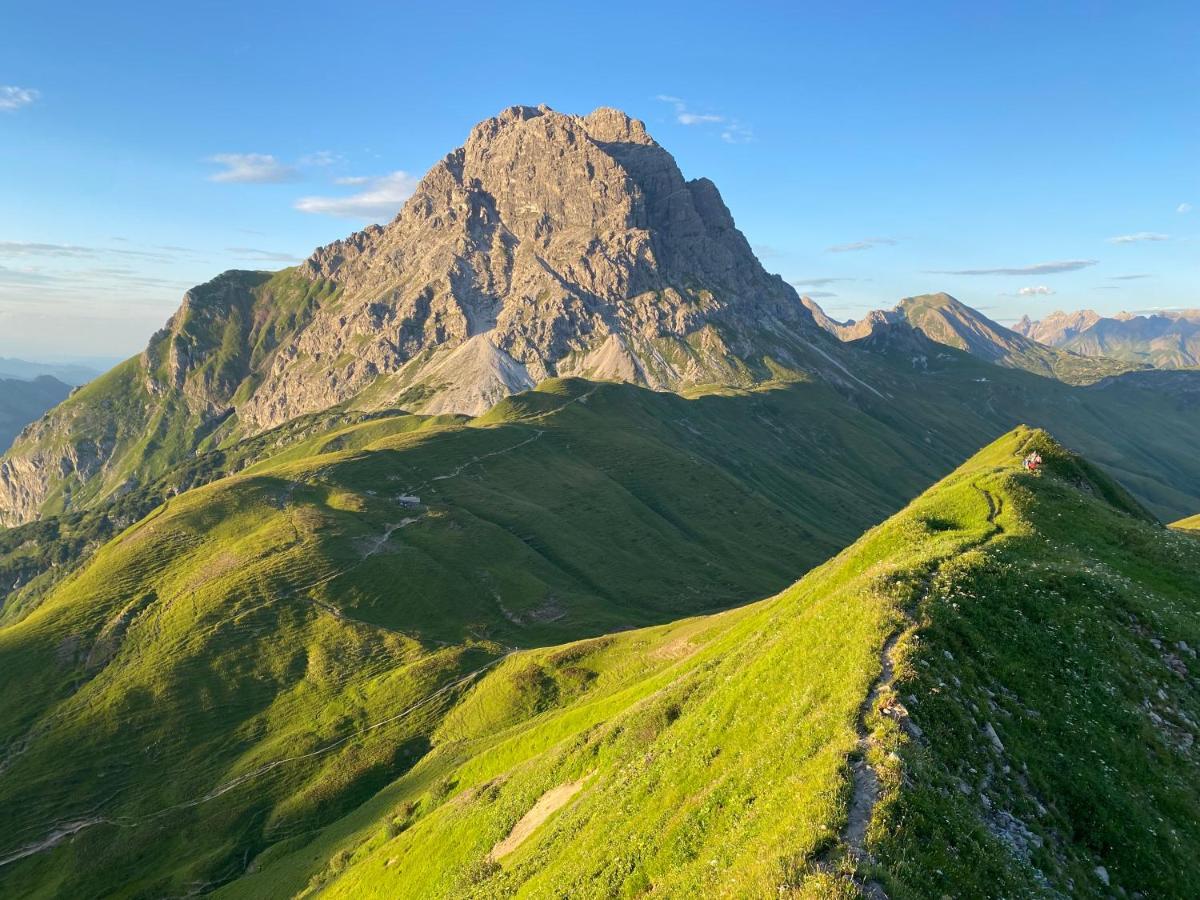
242 104 815 429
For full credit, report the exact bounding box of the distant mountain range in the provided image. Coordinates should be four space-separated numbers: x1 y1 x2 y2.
801 292 1144 383
1014 308 1200 368
0 357 105 386
0 376 70 454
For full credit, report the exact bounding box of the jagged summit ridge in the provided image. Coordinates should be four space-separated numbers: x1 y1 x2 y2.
241 104 812 428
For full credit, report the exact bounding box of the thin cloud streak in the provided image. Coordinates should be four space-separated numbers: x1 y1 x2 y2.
929 259 1097 276
1107 232 1168 244
655 95 751 142
827 237 897 253
208 153 299 184
0 241 182 262
225 247 304 263
791 277 858 287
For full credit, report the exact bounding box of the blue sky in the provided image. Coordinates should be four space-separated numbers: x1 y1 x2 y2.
2 1 1197 360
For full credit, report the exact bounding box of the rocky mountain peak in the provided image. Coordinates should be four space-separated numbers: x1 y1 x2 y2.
256 104 813 424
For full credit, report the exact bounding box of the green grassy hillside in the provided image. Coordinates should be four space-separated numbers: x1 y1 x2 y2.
4 341 1200 635
0 378 967 897
0 269 333 524
2 422 1197 897
217 427 1198 899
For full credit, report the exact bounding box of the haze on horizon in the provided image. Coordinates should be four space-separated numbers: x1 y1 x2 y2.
1 0 1196 360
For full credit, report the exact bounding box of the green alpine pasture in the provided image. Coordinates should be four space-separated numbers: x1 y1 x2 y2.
225 427 1200 899
0 377 958 897
1 416 1197 898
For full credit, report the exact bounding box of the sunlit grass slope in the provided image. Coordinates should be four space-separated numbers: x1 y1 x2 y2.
2 380 1198 897
221 427 1199 899
0 378 962 897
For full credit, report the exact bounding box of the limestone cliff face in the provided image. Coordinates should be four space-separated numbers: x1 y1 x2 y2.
239 105 812 428
1 105 825 525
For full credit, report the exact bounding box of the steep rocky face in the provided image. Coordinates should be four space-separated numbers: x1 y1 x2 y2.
240 105 812 428
0 105 827 525
0 270 326 526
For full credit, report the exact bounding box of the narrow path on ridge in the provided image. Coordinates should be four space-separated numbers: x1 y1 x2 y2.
833 475 1008 897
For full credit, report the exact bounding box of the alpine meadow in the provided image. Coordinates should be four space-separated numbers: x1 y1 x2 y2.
2 5 1198 898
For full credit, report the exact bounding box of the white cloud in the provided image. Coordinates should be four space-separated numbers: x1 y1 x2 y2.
294 171 419 220
225 246 303 263
721 121 754 144
0 86 38 111
1178 202 1193 214
208 153 299 184
299 150 341 167
930 259 1097 276
655 95 751 142
679 111 723 125
827 237 898 253
791 277 858 287
1107 231 1169 244
1017 285 1054 296
334 175 372 185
